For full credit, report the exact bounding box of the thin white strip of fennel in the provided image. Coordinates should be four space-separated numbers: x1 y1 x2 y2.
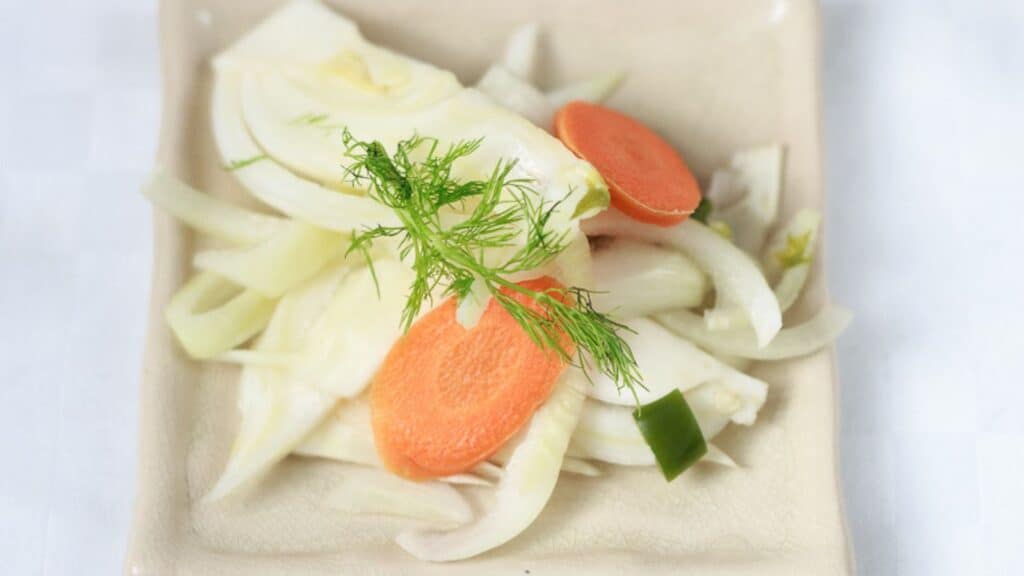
655 305 852 361
582 209 782 346
326 466 473 527
142 170 286 245
395 367 586 562
587 317 767 407
211 71 399 232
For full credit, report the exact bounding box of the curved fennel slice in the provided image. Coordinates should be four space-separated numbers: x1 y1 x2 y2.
568 374 767 466
193 221 347 298
142 170 285 245
165 272 277 359
589 237 708 318
655 306 852 361
293 259 411 397
582 210 781 346
326 466 473 527
211 72 398 232
706 145 784 256
395 368 587 562
205 264 351 501
588 317 766 407
475 64 555 128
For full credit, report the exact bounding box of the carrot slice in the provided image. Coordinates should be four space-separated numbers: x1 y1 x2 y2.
555 100 701 226
371 277 573 479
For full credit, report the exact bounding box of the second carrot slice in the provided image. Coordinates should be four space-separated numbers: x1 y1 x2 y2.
371 277 573 479
555 100 701 226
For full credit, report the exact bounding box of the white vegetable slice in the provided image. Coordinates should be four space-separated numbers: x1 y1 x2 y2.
326 466 473 527
475 64 554 128
142 170 285 245
588 318 765 406
165 272 277 359
655 306 852 360
589 237 708 318
395 368 586 561
294 396 378 466
560 457 601 477
547 70 626 108
213 349 294 368
568 375 766 466
501 22 541 82
582 210 781 346
205 265 350 501
708 145 784 255
193 222 347 298
211 72 399 231
703 444 738 468
294 260 411 397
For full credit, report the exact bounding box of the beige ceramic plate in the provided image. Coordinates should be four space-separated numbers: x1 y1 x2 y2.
126 0 850 573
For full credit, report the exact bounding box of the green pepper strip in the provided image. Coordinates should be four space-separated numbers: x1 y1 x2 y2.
632 389 707 481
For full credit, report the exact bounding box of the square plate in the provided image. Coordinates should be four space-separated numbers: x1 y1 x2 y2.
126 0 851 573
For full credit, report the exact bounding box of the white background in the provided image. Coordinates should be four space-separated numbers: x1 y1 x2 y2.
1 0 1021 574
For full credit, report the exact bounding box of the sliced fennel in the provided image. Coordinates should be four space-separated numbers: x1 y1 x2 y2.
211 72 399 231
568 374 766 466
395 368 586 561
582 210 781 346
560 457 601 477
326 466 473 527
142 170 285 245
655 306 852 360
501 22 541 82
589 237 708 318
588 318 766 407
165 272 277 359
705 145 784 255
293 260 410 397
547 70 626 109
475 64 554 128
193 221 347 298
703 444 738 468
205 264 350 501
294 396 379 466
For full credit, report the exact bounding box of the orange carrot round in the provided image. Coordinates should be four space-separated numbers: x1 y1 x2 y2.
370 277 573 479
555 100 701 226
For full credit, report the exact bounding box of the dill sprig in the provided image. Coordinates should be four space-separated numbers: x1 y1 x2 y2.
341 130 643 398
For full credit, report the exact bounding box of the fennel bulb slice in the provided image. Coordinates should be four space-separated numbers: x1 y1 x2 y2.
476 64 554 128
165 272 277 359
583 210 781 346
546 70 626 109
294 396 379 466
706 145 784 255
326 466 473 527
501 22 541 82
211 72 398 231
589 237 708 318
655 306 852 360
205 264 350 501
142 170 285 245
193 221 348 298
568 373 766 466
588 318 765 407
395 368 586 561
294 259 411 397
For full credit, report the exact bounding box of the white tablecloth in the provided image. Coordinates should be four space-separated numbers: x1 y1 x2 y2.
1 1 1021 574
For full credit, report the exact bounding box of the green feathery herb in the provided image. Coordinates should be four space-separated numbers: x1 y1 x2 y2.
341 130 643 397
223 154 268 171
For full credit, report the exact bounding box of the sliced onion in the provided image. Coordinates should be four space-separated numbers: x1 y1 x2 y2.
655 306 852 360
582 210 781 346
475 65 555 129
193 222 348 298
164 272 277 359
588 318 765 407
142 170 285 245
547 70 626 108
395 368 586 561
501 22 541 82
589 237 708 318
326 466 473 527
